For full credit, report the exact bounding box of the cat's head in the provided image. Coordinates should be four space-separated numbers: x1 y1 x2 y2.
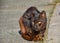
31 11 47 32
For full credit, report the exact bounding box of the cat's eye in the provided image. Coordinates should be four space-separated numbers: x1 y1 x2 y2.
32 22 34 25
38 22 41 24
37 22 41 26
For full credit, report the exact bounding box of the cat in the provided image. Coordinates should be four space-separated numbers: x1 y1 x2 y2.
19 7 47 41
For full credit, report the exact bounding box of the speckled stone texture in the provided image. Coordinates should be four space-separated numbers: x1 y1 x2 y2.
0 0 59 43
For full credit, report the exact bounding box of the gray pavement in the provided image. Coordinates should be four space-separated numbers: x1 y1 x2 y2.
0 0 59 43
48 3 60 43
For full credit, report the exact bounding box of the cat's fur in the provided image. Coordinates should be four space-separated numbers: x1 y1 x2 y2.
19 7 47 41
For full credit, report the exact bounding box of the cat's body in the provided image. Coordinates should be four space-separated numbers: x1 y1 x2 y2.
19 7 47 41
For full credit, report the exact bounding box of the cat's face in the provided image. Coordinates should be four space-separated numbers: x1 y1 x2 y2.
31 11 47 32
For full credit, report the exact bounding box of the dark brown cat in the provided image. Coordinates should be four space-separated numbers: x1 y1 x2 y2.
19 7 47 41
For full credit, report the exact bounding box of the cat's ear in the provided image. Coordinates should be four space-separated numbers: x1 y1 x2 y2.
40 11 46 18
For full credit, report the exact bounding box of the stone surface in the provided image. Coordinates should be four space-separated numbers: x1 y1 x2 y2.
48 3 60 43
0 0 59 43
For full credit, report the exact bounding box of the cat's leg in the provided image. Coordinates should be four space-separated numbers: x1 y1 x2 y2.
19 17 33 41
19 17 26 34
21 33 32 41
33 34 43 41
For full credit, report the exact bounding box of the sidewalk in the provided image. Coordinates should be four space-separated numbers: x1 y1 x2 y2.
0 0 60 43
48 3 60 43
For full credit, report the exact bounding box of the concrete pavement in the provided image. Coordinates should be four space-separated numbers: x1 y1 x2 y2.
48 3 60 43
0 0 60 43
